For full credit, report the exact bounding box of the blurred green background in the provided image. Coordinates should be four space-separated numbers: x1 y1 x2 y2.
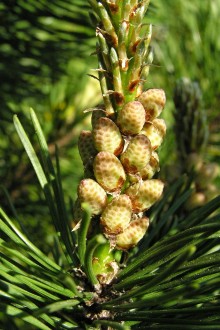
1 0 220 250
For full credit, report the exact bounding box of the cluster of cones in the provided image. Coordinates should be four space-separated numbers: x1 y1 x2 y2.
74 88 166 250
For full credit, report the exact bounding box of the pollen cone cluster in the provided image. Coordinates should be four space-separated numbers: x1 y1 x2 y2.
74 1 166 251
76 90 166 250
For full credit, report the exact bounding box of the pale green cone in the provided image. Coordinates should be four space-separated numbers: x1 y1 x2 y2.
140 151 160 180
116 101 146 135
138 88 166 121
120 134 152 174
100 194 132 235
93 117 124 156
78 178 107 215
196 163 219 188
125 179 164 213
115 217 149 250
141 119 166 150
93 151 126 193
128 151 160 183
78 130 97 166
204 183 219 201
186 153 204 172
92 242 118 285
184 192 206 211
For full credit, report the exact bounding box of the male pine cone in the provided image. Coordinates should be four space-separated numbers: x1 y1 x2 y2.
76 89 166 250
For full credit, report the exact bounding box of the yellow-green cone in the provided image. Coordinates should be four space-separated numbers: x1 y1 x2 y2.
138 88 166 121
93 117 124 156
140 151 160 180
120 134 152 174
101 194 132 235
125 179 164 213
93 151 126 193
187 153 203 172
78 130 97 166
117 101 146 135
141 119 166 150
185 192 206 210
128 151 160 183
92 242 118 285
116 217 149 250
196 163 219 188
78 178 107 215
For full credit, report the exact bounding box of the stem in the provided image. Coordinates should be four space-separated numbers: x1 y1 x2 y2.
84 234 106 286
77 203 92 267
